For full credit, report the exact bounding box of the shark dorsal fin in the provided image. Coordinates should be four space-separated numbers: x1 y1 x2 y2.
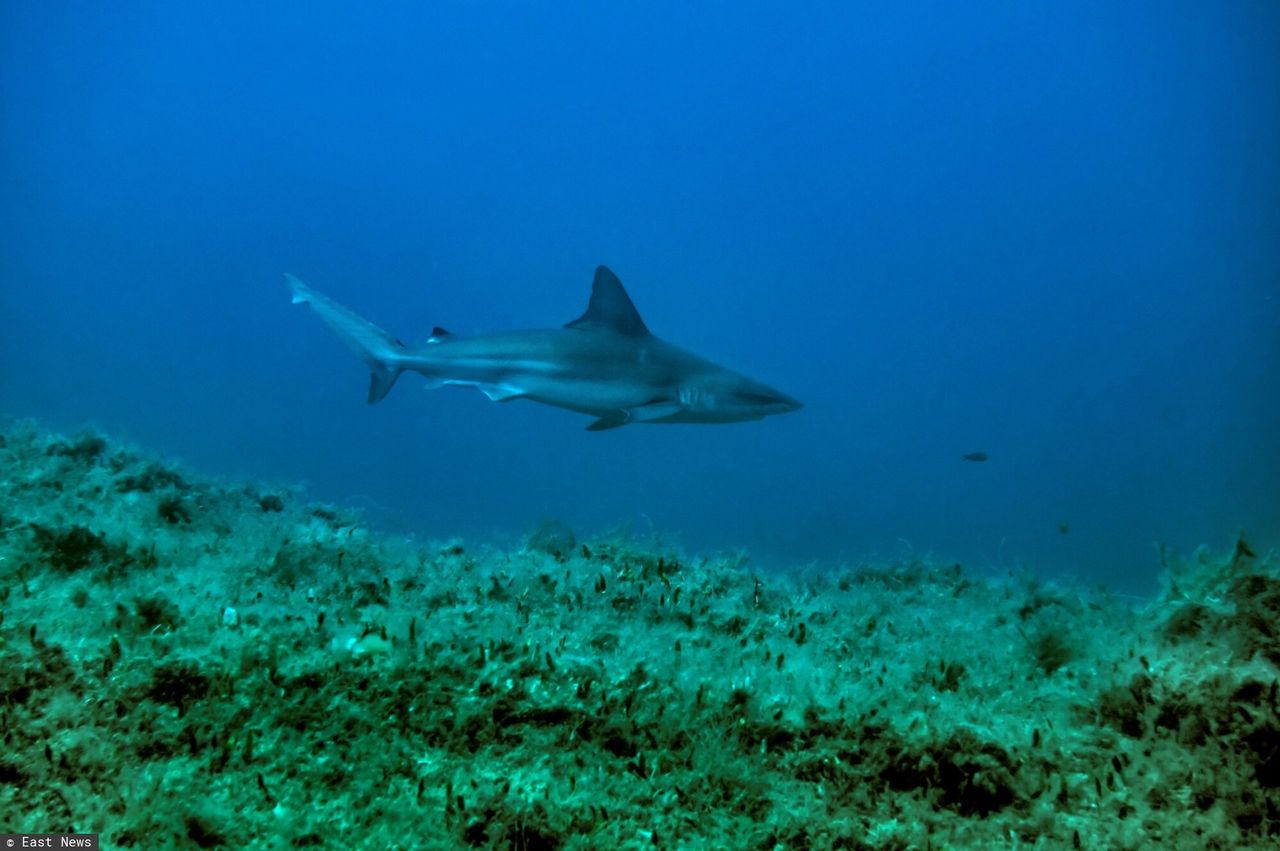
565 266 651 336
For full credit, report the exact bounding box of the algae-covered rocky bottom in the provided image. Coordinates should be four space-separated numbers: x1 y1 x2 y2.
0 423 1277 849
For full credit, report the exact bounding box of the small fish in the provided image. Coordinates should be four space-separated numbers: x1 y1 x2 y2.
962 452 989 462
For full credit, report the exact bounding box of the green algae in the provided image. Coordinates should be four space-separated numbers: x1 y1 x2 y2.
0 422 1277 849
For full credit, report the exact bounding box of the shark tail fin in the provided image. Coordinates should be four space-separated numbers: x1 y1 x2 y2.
286 274 406 404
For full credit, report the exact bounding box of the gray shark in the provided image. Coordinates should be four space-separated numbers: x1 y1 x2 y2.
288 266 801 431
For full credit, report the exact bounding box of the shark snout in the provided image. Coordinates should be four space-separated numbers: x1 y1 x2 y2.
735 383 803 418
768 391 804 416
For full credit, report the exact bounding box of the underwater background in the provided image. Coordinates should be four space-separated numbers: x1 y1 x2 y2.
2 3 1280 849
2 2 1277 596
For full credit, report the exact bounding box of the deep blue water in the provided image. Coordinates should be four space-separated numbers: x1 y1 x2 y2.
2 3 1277 595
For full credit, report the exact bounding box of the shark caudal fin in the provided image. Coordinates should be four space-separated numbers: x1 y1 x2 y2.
286 274 406 404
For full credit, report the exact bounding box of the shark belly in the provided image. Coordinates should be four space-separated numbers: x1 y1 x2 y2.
517 375 661 415
406 341 663 416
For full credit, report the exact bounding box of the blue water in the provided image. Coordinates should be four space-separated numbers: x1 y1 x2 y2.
2 3 1277 595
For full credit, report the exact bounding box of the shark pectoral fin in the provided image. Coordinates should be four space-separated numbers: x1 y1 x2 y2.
478 384 524 402
586 401 683 431
586 412 629 431
626 401 683 422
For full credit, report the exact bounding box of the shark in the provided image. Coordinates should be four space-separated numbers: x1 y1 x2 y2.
287 265 802 431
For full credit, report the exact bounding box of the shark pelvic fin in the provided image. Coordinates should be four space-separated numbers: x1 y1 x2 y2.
565 266 651 337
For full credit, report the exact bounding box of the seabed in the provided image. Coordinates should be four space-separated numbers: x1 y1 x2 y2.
1 423 1276 849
